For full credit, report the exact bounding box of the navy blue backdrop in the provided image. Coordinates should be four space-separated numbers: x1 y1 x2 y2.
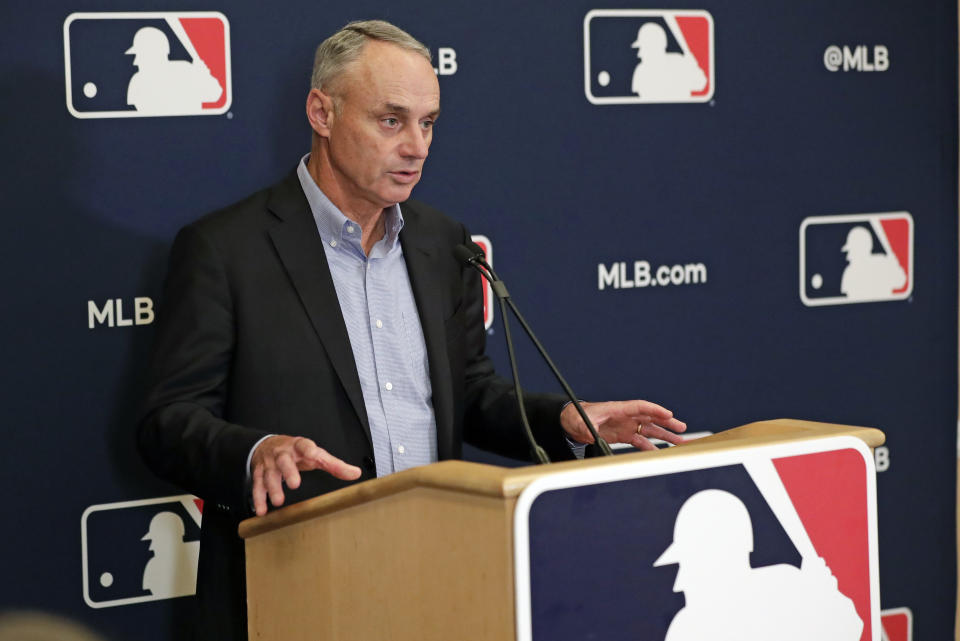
0 1 956 639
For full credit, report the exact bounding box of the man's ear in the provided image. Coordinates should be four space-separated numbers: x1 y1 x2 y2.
306 88 334 138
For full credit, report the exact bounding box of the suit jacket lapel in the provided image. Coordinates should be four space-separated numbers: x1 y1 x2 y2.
399 204 455 459
265 172 372 447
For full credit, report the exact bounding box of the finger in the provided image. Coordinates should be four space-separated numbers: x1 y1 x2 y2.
251 464 267 516
622 400 674 421
314 449 362 481
629 433 659 452
292 436 321 459
293 437 361 480
276 452 302 489
291 437 332 471
287 437 323 472
661 416 687 432
642 423 686 445
641 417 687 435
264 464 285 508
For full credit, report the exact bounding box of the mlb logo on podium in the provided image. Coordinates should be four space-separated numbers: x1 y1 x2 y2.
800 212 913 306
583 9 714 104
514 436 879 641
81 494 202 608
64 12 231 118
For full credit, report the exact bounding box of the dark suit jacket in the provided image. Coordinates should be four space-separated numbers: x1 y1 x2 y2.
138 171 573 640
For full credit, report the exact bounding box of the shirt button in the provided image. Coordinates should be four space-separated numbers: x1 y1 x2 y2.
398 445 405 454
346 225 355 233
385 382 393 391
329 239 337 248
376 319 383 329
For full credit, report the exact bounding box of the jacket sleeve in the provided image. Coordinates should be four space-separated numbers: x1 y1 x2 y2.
137 223 270 513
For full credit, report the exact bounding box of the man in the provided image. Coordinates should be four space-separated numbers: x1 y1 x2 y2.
138 20 686 640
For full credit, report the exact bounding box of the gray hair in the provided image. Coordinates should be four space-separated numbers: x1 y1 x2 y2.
310 20 432 92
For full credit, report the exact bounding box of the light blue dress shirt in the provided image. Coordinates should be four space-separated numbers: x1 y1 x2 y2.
295 158 437 476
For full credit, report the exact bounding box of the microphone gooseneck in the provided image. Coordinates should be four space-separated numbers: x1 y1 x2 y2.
454 243 613 458
455 243 549 464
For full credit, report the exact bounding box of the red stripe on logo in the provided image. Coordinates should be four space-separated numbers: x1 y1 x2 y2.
774 449 871 641
676 16 710 97
179 17 227 110
880 218 911 294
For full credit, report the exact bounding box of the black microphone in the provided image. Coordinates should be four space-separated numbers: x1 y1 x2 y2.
455 243 550 464
457 242 510 299
453 243 481 266
455 243 614 458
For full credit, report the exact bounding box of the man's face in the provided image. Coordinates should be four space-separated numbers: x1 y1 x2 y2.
321 40 440 211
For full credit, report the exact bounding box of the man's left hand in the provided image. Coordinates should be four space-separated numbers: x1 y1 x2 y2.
560 400 687 451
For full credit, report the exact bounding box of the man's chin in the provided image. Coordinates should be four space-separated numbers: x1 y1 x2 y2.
380 184 418 204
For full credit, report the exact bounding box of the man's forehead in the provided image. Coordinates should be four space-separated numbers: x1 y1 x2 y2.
339 42 440 111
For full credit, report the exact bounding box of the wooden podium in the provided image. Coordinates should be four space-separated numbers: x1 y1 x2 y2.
238 419 884 641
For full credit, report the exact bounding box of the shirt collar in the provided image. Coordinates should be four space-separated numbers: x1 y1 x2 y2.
296 154 405 251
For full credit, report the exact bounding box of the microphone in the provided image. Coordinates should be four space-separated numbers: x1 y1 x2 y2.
455 242 613 458
456 242 510 300
453 243 481 266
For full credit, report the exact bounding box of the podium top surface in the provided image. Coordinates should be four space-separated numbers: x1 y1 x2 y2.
238 418 884 539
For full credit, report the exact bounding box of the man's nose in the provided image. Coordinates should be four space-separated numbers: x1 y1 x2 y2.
400 127 430 159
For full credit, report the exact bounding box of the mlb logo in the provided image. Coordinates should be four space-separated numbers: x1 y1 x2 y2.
514 437 879 641
471 234 495 330
583 9 715 104
880 607 912 641
64 12 231 118
81 494 202 608
800 212 913 306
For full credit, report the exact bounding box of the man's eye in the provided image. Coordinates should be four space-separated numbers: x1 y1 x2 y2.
382 118 399 128
420 120 435 130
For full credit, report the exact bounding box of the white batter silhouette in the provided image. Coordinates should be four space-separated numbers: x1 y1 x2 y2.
125 26 222 115
630 23 706 100
141 511 200 598
840 226 906 300
654 489 863 641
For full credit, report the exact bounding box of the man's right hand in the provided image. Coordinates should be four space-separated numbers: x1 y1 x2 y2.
251 435 362 516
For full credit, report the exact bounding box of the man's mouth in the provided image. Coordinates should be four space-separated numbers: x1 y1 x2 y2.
388 170 420 184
